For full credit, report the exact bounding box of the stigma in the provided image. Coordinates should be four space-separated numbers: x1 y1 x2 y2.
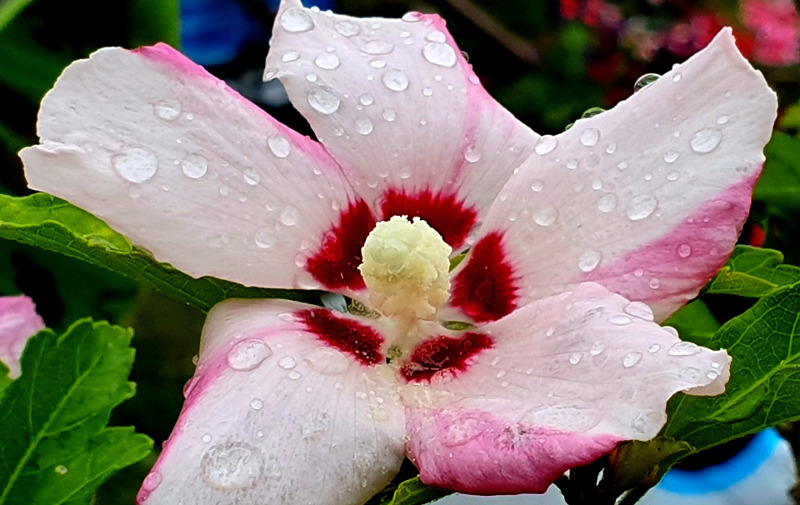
359 216 452 321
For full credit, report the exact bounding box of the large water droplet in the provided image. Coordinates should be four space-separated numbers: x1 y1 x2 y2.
624 301 654 321
308 86 341 114
668 342 701 356
426 30 447 42
402 11 423 22
267 136 290 158
634 73 659 92
534 203 558 226
304 347 351 375
382 69 409 91
690 127 722 153
355 117 374 135
622 352 643 368
202 442 263 490
422 42 457 67
227 339 272 371
597 193 618 213
112 147 158 183
580 128 600 147
280 8 314 32
180 153 208 179
578 249 602 272
626 195 658 221
361 40 394 55
534 135 558 155
334 20 360 37
154 99 181 121
314 52 340 70
280 206 300 226
463 145 481 163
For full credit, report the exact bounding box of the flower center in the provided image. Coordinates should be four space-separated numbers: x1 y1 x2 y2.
359 216 452 321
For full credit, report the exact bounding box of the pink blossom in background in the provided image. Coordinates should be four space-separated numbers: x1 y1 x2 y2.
0 295 45 378
742 0 800 65
20 0 777 502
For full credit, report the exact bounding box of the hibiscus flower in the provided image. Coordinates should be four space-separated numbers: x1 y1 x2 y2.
19 0 776 503
0 295 45 378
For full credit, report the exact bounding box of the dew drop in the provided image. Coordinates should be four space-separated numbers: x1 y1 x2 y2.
605 142 617 154
580 128 600 147
423 87 433 97
267 136 291 158
304 347 351 375
334 21 360 37
578 249 602 272
112 147 158 183
668 342 701 356
154 99 181 121
649 278 661 289
180 153 208 179
624 301 654 321
202 433 213 443
597 193 618 213
617 160 629 171
672 72 682 82
648 344 661 353
534 203 558 226
634 73 659 92
202 442 262 490
402 11 423 22
254 227 275 249
382 108 397 122
55 465 68 475
530 179 544 192
590 341 605 356
690 127 722 153
382 69 409 91
280 8 314 32
569 352 583 365
717 115 730 125
622 352 643 368
228 339 272 371
308 86 341 114
355 117 374 135
280 206 300 226
314 52 340 70
278 356 297 369
422 42 457 67
306 73 318 83
359 94 374 106
362 40 394 55
243 168 260 185
546 327 556 337
707 371 719 380
609 314 632 325
677 243 692 258
426 30 447 42
282 51 300 63
250 398 264 410
534 135 558 155
666 171 680 181
626 195 658 221
463 145 481 163
663 150 680 163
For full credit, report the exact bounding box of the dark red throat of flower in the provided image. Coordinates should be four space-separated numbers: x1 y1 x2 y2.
401 332 493 383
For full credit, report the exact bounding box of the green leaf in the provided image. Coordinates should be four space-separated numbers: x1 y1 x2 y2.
129 0 180 47
663 282 800 451
754 132 800 209
662 300 719 346
0 320 152 505
607 438 692 493
0 193 317 312
704 245 800 297
0 360 11 401
378 477 451 505
0 0 36 32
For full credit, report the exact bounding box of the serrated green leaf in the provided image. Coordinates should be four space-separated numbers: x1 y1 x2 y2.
662 299 719 345
0 360 10 401
663 282 800 451
0 320 153 505
379 477 451 505
705 245 800 297
0 0 35 32
754 132 800 209
0 193 317 312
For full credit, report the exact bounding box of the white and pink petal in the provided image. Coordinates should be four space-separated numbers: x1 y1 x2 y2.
0 295 45 378
140 299 405 505
453 29 777 323
402 283 730 494
21 45 366 292
266 0 539 251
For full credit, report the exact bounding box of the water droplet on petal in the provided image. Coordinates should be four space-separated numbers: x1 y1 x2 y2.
624 301 654 321
426 30 447 42
254 227 275 249
423 42 457 67
622 352 643 368
154 99 181 121
530 179 544 192
690 127 722 153
382 69 409 91
649 278 661 289
382 108 397 122
663 150 680 163
304 347 351 375
359 94 374 106
626 195 658 221
180 153 208 179
534 203 558 226
609 314 632 325
334 20 360 37
566 158 579 170
597 193 618 213
669 342 701 356
362 40 394 55
463 145 481 163
243 168 260 185
707 371 719 380
402 11 423 22
355 117 374 135
314 52 340 70
649 344 661 353
578 250 602 272
202 442 263 490
278 356 297 369
569 352 583 365
605 142 617 154
280 8 314 32
590 341 605 356
281 51 300 62
112 147 158 183
634 73 659 92
534 135 558 155
227 339 272 371
369 59 386 69
672 72 682 82
308 86 341 114
580 128 600 147
677 243 692 258
267 136 291 158
280 206 300 226
717 115 729 125
250 398 264 410
202 433 213 443
667 171 680 181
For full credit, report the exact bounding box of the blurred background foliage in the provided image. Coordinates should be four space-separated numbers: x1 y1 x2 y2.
0 0 798 503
